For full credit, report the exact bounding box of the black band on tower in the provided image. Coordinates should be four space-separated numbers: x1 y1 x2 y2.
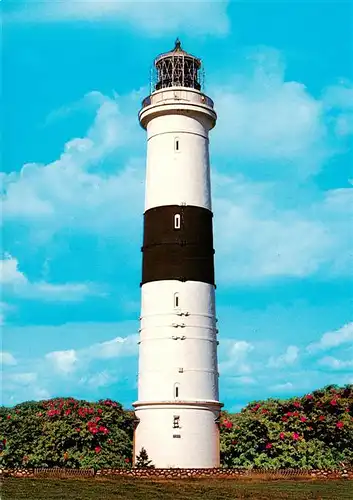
141 205 215 286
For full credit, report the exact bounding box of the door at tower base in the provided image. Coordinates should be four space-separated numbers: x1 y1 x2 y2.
134 403 220 468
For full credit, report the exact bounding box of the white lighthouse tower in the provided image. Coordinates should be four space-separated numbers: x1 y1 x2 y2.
133 39 222 468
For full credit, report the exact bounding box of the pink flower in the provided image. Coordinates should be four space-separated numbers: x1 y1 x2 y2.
75 428 81 432
266 443 272 449
292 432 300 441
305 394 313 400
279 432 285 440
7 415 11 419
65 409 71 416
293 402 301 408
47 409 60 417
330 399 337 406
95 446 101 453
223 420 233 429
318 415 325 421
336 421 344 429
125 458 130 463
300 416 307 422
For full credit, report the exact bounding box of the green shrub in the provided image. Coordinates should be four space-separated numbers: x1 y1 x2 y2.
220 384 353 469
0 397 134 470
1 385 352 470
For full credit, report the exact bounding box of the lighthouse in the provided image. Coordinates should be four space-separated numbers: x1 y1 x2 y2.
133 39 222 469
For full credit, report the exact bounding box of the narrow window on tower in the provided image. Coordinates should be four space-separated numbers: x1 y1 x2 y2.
174 383 180 399
174 137 180 152
174 214 181 229
174 292 180 309
173 415 180 428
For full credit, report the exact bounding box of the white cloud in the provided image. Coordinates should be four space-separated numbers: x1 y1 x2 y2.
79 370 118 388
0 254 27 285
7 0 230 36
84 335 138 360
2 92 144 240
213 173 353 282
1 372 51 404
34 388 51 399
219 340 254 375
0 302 15 326
1 321 138 405
268 345 299 368
232 376 257 385
307 322 353 352
8 372 38 384
45 349 78 374
211 48 324 176
318 356 353 370
25 282 104 302
44 333 138 376
322 83 353 137
0 254 102 302
211 48 352 179
323 82 353 110
270 382 294 392
0 351 17 366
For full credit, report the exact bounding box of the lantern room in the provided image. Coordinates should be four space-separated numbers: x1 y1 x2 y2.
153 38 202 91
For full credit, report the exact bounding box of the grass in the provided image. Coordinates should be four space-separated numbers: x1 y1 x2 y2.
2 477 353 500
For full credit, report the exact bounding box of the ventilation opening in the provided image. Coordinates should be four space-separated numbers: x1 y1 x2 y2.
175 138 180 152
174 383 180 399
174 214 181 229
174 293 180 309
173 415 180 428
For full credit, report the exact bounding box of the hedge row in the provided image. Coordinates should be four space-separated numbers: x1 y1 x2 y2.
0 385 352 470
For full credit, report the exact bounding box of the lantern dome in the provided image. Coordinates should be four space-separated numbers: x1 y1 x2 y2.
154 38 202 91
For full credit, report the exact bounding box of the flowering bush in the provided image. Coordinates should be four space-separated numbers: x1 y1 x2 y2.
0 385 352 470
0 397 134 470
220 384 353 469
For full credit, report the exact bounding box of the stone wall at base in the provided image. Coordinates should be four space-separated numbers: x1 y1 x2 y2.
1 467 353 480
95 468 353 480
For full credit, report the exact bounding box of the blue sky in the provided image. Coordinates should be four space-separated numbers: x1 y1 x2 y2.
1 0 352 411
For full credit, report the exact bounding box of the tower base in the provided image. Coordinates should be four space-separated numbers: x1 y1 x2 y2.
133 400 222 468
